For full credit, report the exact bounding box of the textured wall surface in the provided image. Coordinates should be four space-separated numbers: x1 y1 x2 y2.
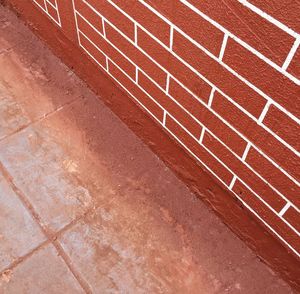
8 0 299 272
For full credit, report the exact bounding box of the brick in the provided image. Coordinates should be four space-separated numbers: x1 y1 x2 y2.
246 147 300 207
166 115 233 185
173 31 267 118
74 0 103 34
287 46 300 80
202 132 286 212
83 0 135 40
138 72 202 139
112 0 170 46
169 78 247 156
212 91 300 181
187 0 295 66
284 206 300 233
137 28 214 103
47 0 56 6
263 104 300 152
233 180 300 252
46 2 59 23
33 0 46 10
143 0 224 55
248 0 300 33
105 23 167 88
108 61 164 122
79 32 107 68
76 15 136 79
223 38 300 118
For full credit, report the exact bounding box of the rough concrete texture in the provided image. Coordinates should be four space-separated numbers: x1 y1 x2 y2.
0 5 296 294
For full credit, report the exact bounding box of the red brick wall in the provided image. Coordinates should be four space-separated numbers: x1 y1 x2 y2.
31 0 61 26
28 0 300 259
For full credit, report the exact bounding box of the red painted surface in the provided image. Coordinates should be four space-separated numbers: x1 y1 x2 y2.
3 0 299 289
184 0 295 65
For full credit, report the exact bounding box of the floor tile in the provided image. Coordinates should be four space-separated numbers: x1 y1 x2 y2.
0 4 295 293
0 172 45 271
0 49 77 122
0 126 93 233
0 244 84 294
0 86 288 294
59 207 195 294
59 202 292 294
0 87 30 140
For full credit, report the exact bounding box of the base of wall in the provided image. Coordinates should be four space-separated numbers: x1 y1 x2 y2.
3 0 299 290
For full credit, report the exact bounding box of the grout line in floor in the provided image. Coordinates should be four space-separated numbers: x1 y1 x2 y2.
0 202 96 278
0 240 50 276
0 160 93 293
0 96 81 144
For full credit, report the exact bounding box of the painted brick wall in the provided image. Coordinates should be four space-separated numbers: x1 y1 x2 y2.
33 0 61 26
31 0 300 258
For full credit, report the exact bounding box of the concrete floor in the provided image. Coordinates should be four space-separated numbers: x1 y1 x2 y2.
0 5 295 294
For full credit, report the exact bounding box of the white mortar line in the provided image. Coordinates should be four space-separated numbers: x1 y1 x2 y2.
105 56 109 71
106 2 300 146
219 33 228 61
282 38 300 71
132 0 300 123
241 142 251 161
46 0 56 9
75 9 300 204
279 202 291 217
75 12 135 70
78 34 107 71
76 17 162 109
85 1 300 127
43 0 48 13
199 127 205 144
54 0 62 27
166 116 300 237
33 0 61 27
138 28 300 157
79 25 300 241
229 175 237 190
167 111 300 238
32 0 46 11
167 119 300 260
208 87 216 107
135 67 139 83
179 0 299 84
169 25 174 50
106 56 110 72
237 0 299 38
142 0 299 85
79 10 300 189
258 100 271 123
143 81 300 219
166 73 171 94
102 18 106 38
254 145 300 188
71 0 81 43
201 138 300 237
134 23 138 45
165 123 230 188
231 189 300 258
76 11 102 37
75 1 300 257
107 62 164 125
163 110 167 126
